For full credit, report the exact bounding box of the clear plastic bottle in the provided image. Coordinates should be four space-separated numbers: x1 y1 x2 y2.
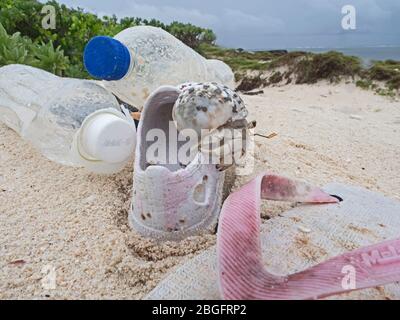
83 26 235 109
0 64 136 173
206 59 236 88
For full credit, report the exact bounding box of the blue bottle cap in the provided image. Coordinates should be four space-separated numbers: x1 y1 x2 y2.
84 36 131 81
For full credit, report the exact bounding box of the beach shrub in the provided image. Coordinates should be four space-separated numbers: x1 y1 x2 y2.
236 73 266 91
295 51 362 84
367 60 400 90
269 71 283 84
167 22 215 48
32 40 69 75
356 60 400 94
266 51 363 84
0 23 36 66
376 87 396 98
0 23 69 76
356 79 373 90
198 43 275 62
269 51 308 69
368 60 400 81
388 76 400 90
198 43 275 73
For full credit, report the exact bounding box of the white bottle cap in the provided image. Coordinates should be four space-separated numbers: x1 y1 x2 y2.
80 113 136 164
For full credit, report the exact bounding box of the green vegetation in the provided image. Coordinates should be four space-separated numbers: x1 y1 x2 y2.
294 51 362 84
0 0 398 96
198 43 274 72
375 87 396 98
268 71 283 84
0 23 69 75
200 43 399 94
366 60 400 90
356 79 374 90
355 60 400 95
200 45 363 85
235 73 266 91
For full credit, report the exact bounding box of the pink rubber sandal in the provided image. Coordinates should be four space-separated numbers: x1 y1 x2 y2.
217 173 400 300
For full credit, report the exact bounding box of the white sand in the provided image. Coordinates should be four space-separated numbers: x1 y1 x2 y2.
1 82 399 299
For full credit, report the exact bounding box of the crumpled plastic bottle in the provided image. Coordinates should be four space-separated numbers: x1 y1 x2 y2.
83 26 235 109
0 64 136 174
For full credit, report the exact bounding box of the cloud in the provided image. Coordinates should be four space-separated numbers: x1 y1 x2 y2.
221 8 283 32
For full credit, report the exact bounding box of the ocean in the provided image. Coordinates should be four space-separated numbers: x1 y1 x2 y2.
286 46 400 65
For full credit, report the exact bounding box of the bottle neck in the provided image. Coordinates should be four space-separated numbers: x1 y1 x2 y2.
122 47 146 80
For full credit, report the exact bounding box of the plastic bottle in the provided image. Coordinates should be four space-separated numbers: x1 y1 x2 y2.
0 64 136 174
83 26 235 109
206 59 236 88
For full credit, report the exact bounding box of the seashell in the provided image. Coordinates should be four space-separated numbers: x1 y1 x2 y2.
172 82 248 135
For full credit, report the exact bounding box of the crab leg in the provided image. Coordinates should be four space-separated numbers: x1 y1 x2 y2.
217 173 400 300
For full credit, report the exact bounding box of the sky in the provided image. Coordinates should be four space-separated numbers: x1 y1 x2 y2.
52 0 400 49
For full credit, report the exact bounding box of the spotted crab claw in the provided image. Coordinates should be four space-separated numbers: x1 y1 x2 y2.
217 173 400 300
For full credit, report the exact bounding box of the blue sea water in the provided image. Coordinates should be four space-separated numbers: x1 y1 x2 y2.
287 46 400 65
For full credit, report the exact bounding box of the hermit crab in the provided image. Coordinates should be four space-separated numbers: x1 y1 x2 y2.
172 82 255 170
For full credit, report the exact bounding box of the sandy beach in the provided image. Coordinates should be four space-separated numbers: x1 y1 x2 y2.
1 82 399 299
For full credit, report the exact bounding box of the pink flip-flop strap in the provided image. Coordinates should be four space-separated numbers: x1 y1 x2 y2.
217 173 400 300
